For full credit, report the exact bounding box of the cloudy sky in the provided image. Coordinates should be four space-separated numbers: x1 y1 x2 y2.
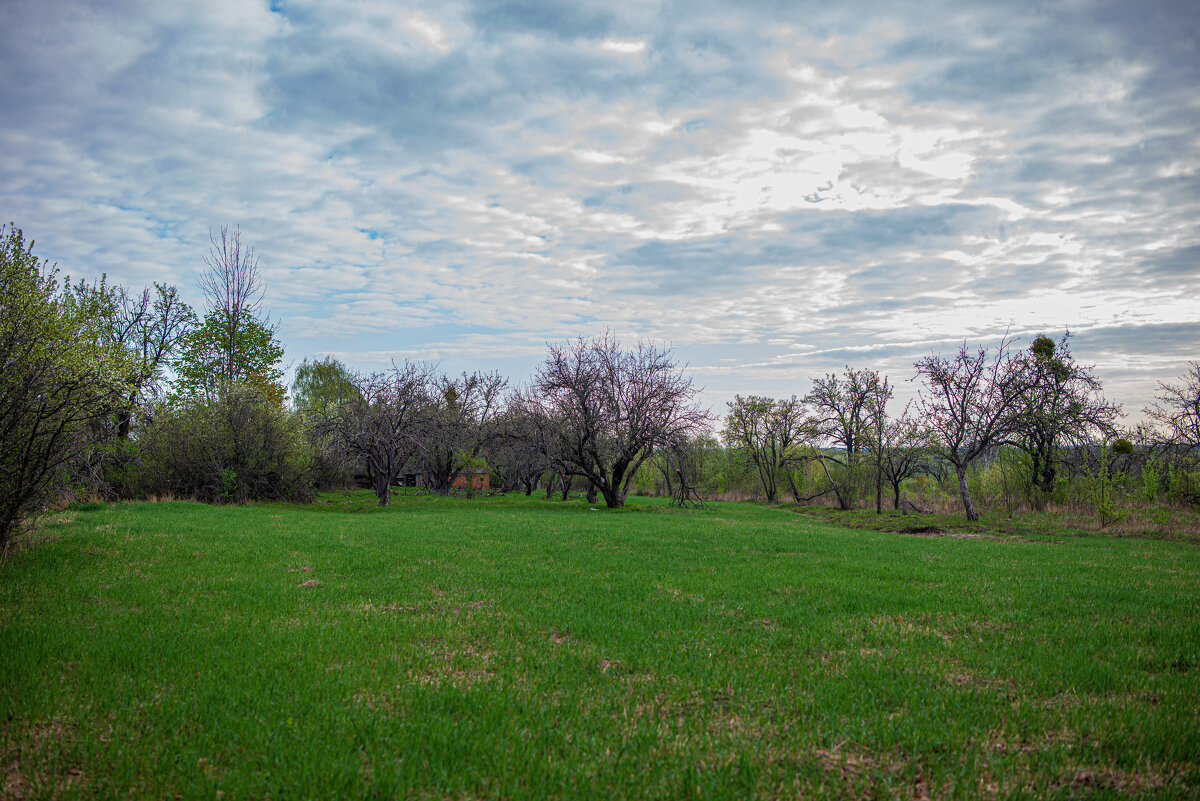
2 0 1197 420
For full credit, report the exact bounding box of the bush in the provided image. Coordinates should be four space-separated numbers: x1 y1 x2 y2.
0 224 131 552
134 384 314 503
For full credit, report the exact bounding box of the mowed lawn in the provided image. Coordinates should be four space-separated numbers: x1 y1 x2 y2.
2 493 1198 800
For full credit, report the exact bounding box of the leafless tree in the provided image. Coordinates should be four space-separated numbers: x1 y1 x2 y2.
805 367 887 508
324 361 432 506
417 371 507 494
484 402 550 494
914 338 1026 521
530 333 710 508
1010 332 1121 497
722 394 807 503
1144 361 1200 457
876 411 937 511
111 283 196 437
1144 362 1200 501
187 224 281 393
806 367 880 456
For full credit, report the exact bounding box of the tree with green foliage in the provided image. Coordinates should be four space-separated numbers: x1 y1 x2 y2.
292 356 360 489
136 383 314 503
174 226 284 404
0 224 132 553
722 395 807 503
292 356 358 415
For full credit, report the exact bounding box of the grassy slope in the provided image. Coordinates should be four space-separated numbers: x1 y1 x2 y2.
1 492 1198 799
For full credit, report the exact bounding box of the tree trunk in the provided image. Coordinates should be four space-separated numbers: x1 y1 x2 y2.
1039 458 1056 495
523 480 533 496
546 472 557 499
599 484 624 508
955 463 979 521
875 454 883 514
892 481 902 510
586 480 598 504
560 474 573 501
374 472 391 506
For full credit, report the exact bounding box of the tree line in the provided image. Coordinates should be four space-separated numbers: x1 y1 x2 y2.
3 223 1198 553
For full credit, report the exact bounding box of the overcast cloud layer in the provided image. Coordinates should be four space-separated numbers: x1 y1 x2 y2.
2 0 1198 419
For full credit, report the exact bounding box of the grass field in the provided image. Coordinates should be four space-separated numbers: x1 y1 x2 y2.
2 491 1198 799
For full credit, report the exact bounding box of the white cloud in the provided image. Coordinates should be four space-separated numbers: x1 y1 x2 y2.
0 0 1196 420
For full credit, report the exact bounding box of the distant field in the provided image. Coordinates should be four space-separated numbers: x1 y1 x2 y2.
2 492 1198 799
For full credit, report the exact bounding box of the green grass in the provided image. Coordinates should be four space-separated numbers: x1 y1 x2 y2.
2 492 1198 799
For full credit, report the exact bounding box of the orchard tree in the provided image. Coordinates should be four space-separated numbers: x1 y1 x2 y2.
417 371 507 494
323 362 432 506
876 411 937 510
531 333 709 508
1144 361 1200 477
485 400 552 495
914 337 1026 521
0 225 132 553
805 367 881 456
722 395 807 503
805 367 887 508
1011 332 1121 496
863 374 893 513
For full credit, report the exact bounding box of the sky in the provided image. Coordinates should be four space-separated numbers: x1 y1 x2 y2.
2 0 1198 423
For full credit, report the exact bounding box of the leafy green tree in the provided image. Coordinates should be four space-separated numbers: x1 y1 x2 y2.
174 226 284 403
0 224 131 552
722 394 807 503
292 356 359 489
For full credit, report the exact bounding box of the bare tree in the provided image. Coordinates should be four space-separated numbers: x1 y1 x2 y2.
877 411 937 510
722 395 807 503
417 371 507 494
484 402 550 495
1144 361 1200 457
914 338 1025 521
198 224 266 372
806 368 879 456
324 361 432 506
805 367 886 509
1011 332 1121 497
111 283 195 437
531 333 710 508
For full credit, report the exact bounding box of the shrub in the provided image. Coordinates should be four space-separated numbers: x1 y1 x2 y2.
134 384 313 503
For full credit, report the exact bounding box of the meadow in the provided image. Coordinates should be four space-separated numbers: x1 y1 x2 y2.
2 492 1198 799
